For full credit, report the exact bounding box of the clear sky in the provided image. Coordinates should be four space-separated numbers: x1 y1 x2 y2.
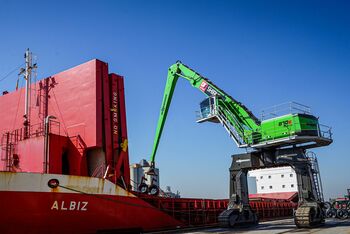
0 0 349 199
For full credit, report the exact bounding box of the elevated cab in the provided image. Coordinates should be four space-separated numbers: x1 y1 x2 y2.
197 97 220 123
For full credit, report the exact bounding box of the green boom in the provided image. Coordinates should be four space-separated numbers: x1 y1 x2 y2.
149 61 328 165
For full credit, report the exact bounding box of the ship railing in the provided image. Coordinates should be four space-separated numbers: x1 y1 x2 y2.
0 120 61 144
139 195 296 226
0 125 40 144
46 119 61 136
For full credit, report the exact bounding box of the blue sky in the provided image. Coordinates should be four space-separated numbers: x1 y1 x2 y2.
0 0 349 199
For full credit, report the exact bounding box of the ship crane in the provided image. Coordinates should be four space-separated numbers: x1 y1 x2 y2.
147 61 333 228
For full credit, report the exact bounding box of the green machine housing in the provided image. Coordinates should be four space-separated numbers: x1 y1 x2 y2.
260 113 319 141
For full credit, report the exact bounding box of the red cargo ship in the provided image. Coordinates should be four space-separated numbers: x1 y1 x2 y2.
0 50 296 233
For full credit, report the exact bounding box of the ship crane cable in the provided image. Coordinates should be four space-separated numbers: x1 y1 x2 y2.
12 78 24 130
51 88 68 136
0 63 24 83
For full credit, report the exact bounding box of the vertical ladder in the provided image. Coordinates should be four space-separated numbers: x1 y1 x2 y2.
1 132 15 171
307 151 324 202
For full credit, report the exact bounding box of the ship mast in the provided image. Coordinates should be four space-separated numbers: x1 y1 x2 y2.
23 49 34 139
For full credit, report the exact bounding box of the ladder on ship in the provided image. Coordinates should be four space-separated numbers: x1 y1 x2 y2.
1 132 16 171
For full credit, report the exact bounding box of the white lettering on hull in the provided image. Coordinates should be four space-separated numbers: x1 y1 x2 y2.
51 200 88 211
112 91 119 135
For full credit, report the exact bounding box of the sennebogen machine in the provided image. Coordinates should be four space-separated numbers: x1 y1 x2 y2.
146 61 332 228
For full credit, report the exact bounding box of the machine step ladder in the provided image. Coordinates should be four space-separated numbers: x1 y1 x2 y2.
307 151 324 202
196 101 247 148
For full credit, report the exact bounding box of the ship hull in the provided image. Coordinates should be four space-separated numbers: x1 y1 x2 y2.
0 172 182 234
0 172 297 233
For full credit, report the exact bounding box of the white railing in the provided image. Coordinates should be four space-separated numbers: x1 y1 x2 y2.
261 102 311 121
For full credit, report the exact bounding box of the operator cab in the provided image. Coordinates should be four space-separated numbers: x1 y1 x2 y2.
196 96 220 123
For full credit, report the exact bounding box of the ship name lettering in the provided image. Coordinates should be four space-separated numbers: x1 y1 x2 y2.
51 200 88 211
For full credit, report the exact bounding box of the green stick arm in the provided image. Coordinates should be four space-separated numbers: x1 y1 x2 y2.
149 61 260 165
149 65 179 164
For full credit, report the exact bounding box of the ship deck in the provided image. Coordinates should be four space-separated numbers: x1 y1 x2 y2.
150 218 350 234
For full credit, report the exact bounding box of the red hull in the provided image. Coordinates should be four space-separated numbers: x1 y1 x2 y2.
1 191 182 234
0 171 296 233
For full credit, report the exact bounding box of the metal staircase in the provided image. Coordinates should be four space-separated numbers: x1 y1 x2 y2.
215 106 248 148
69 134 87 155
196 101 248 148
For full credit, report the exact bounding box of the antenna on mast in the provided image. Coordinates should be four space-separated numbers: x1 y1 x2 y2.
19 48 37 139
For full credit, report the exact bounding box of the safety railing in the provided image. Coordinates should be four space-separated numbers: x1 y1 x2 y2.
5 123 44 143
138 194 297 226
260 102 311 121
0 120 61 144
